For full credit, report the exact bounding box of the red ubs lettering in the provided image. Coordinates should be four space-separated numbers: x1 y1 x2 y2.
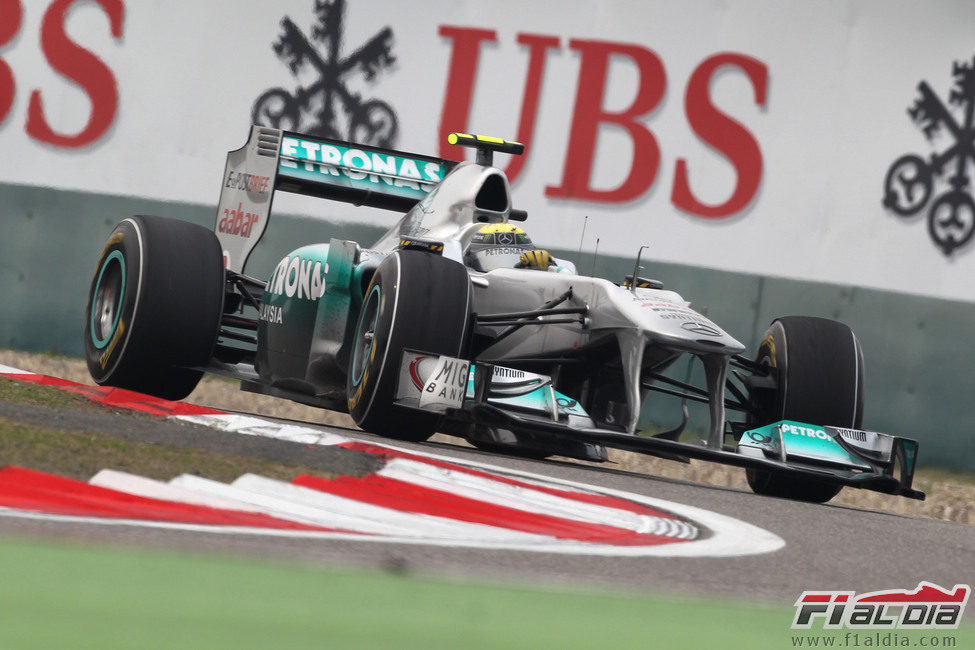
438 27 767 219
0 0 124 147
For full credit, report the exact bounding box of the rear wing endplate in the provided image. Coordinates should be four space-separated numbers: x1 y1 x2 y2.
215 125 456 273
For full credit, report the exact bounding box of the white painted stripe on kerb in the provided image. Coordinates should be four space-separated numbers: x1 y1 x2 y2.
0 502 772 557
356 440 786 557
170 412 784 556
87 468 698 547
229 473 554 543
170 473 541 542
378 458 696 539
174 413 348 446
90 469 265 513
0 365 31 374
168 474 370 530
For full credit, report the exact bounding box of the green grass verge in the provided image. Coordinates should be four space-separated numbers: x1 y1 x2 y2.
0 377 339 483
0 537 970 650
0 416 336 483
0 376 100 411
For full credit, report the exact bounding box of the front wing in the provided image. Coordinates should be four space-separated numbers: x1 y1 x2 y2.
393 352 925 501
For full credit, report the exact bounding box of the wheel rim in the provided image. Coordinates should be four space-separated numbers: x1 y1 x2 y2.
90 250 126 349
351 285 381 386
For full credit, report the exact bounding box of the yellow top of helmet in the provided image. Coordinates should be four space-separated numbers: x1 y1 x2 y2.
476 223 525 235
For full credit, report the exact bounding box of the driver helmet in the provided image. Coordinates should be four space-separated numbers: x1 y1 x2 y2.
465 223 537 271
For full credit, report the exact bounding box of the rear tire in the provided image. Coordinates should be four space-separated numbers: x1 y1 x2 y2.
745 316 864 503
84 216 224 400
347 251 471 441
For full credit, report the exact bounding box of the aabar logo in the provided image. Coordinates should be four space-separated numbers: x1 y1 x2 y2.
252 0 399 147
883 55 975 256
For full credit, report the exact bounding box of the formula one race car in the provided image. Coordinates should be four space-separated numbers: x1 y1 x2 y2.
84 125 925 504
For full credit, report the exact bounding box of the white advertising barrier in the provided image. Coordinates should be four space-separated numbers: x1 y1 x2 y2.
2 1 975 301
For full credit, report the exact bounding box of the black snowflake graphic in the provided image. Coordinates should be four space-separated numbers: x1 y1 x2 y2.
883 55 975 256
251 0 399 147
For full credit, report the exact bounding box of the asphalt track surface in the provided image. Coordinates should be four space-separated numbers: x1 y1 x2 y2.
1 400 969 606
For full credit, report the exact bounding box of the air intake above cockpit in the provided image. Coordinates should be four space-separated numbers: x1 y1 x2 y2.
475 173 509 213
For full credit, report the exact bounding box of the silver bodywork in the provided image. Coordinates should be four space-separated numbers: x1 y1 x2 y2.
209 126 923 500
358 157 743 438
209 127 747 447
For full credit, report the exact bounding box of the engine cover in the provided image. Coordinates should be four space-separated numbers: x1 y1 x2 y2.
256 244 330 384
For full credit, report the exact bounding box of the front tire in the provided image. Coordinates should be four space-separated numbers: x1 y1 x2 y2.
84 216 224 400
347 251 471 441
745 316 864 503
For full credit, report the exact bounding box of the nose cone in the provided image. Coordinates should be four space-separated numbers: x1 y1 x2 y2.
609 286 745 355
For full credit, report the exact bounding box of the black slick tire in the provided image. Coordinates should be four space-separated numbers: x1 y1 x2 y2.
746 316 864 503
347 250 471 442
84 215 225 400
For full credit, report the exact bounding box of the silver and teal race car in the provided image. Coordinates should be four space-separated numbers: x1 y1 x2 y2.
84 125 924 504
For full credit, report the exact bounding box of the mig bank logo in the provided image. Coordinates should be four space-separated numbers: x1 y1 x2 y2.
251 0 399 147
883 55 975 256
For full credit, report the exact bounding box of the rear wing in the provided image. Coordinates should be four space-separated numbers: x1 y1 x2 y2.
215 125 457 273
